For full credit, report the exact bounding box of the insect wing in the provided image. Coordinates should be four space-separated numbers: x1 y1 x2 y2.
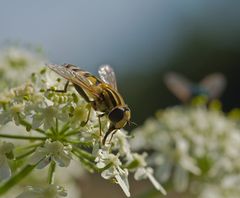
47 64 100 98
200 73 226 99
47 64 74 80
98 65 118 90
164 72 192 102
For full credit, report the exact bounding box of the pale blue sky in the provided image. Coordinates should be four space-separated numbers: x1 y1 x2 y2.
1 1 239 73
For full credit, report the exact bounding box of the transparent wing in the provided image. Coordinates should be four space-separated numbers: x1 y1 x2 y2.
98 65 118 90
47 63 101 98
164 72 192 102
200 73 226 99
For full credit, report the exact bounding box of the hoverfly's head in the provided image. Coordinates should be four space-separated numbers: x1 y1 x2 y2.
108 106 131 129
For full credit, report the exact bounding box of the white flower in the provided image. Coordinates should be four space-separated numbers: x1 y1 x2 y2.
32 105 69 130
69 104 90 127
0 64 165 197
0 141 14 181
16 185 67 198
0 83 36 126
131 105 240 196
95 149 130 197
28 140 72 168
132 153 167 195
0 103 25 125
112 130 132 160
0 47 45 88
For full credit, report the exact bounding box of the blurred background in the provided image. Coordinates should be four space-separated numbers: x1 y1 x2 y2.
1 1 240 123
1 1 240 197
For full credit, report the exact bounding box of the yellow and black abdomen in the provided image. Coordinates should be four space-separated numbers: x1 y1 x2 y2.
99 84 125 113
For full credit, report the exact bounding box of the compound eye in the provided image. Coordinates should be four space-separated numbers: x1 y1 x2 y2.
108 107 125 123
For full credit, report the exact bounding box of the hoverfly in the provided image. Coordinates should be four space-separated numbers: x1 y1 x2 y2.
47 64 131 144
164 72 226 102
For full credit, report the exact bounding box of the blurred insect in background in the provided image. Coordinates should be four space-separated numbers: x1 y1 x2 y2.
47 64 131 144
164 72 226 103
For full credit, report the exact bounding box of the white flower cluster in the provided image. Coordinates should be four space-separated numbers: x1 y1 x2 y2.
0 46 45 90
0 67 163 197
131 106 240 197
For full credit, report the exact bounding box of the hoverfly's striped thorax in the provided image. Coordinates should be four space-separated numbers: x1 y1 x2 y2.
47 63 131 144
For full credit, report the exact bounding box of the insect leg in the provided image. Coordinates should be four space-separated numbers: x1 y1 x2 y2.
48 81 69 93
102 125 115 145
81 104 91 127
73 84 96 127
98 116 102 137
97 113 105 138
108 129 118 144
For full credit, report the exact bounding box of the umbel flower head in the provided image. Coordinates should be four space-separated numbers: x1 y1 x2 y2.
0 66 164 197
131 105 240 197
0 46 45 90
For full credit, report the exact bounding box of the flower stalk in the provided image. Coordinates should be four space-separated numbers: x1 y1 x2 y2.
0 165 36 196
48 161 56 184
0 134 46 140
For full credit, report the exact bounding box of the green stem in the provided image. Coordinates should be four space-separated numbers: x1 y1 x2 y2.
72 147 95 161
98 162 113 172
59 122 70 135
19 118 45 134
50 127 56 136
64 130 81 137
72 150 112 173
15 143 43 151
0 134 46 140
15 148 37 160
55 118 59 134
48 161 56 184
63 140 82 144
0 164 36 195
72 151 97 173
63 139 92 147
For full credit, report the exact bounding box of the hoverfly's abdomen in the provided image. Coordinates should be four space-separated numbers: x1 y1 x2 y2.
100 84 125 111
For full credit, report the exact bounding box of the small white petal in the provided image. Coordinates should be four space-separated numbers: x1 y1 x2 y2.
0 112 11 125
145 169 167 195
32 114 44 129
180 156 201 175
96 161 106 169
0 142 14 155
28 149 47 166
53 153 71 167
36 157 51 169
115 173 130 197
155 161 172 182
0 156 11 181
101 168 114 180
